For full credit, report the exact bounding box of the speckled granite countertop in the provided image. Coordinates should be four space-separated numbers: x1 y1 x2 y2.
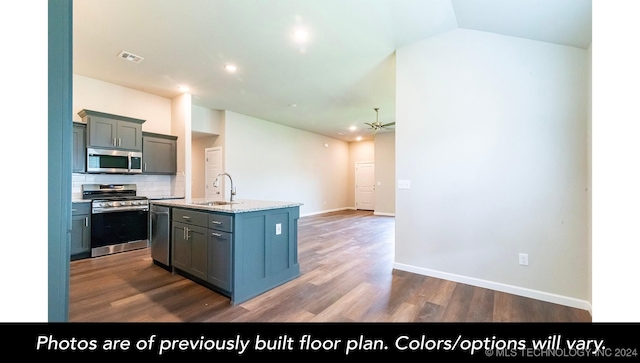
149 198 303 214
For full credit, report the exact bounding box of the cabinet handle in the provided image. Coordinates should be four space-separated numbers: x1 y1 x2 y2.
119 138 122 147
71 209 77 212
182 216 191 220
186 227 191 240
84 217 88 227
183 226 186 240
211 220 222 225
113 137 117 146
211 232 222 237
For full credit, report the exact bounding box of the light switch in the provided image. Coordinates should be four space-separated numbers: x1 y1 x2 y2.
398 180 411 189
276 223 282 235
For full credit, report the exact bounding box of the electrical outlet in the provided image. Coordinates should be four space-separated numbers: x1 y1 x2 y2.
276 223 282 235
398 180 411 189
519 253 529 266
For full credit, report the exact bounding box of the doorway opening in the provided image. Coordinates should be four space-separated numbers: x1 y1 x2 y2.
205 147 223 201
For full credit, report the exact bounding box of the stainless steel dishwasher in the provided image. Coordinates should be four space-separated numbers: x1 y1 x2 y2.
150 204 171 269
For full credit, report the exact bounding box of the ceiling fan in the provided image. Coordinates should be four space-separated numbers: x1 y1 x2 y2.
364 108 395 133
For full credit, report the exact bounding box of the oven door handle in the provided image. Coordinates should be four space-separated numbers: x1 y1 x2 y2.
93 206 149 213
127 153 132 173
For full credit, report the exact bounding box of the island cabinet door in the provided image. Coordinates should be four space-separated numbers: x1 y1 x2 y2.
172 221 208 281
208 230 232 292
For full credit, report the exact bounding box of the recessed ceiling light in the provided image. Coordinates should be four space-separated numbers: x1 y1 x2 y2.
356 136 362 141
288 103 297 108
178 86 190 92
224 64 237 73
349 126 357 131
292 28 309 43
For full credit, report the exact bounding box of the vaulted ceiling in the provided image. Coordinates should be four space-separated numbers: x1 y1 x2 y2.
73 0 592 142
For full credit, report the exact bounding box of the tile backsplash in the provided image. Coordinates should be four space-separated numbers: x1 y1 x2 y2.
72 172 185 200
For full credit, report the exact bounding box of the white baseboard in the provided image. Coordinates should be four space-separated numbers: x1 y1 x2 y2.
374 212 395 217
301 208 395 218
393 262 592 314
301 207 352 217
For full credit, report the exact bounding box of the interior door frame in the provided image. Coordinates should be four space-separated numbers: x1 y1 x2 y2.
205 146 223 200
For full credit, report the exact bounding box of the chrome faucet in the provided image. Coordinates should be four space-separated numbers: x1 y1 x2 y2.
213 172 236 202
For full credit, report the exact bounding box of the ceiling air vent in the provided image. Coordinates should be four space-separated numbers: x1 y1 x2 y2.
118 51 144 64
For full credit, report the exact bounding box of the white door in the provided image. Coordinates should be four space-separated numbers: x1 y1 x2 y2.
355 161 375 211
205 147 223 201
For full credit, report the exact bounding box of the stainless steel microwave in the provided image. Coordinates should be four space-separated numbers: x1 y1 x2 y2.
87 147 143 174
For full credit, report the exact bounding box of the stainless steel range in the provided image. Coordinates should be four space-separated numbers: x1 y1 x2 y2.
82 184 149 257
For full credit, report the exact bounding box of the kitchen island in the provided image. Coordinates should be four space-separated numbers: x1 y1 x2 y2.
149 198 302 305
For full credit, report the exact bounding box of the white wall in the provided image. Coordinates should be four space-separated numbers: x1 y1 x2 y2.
374 131 395 215
73 74 171 134
192 105 222 135
587 43 592 305
395 29 589 309
223 111 350 216
172 93 191 198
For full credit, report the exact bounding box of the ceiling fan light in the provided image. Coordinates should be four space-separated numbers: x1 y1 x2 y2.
364 107 395 133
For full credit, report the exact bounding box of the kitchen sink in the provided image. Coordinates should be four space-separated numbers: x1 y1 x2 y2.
192 201 242 206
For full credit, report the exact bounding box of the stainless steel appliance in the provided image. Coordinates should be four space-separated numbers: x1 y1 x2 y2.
86 147 143 174
150 204 171 269
82 184 149 257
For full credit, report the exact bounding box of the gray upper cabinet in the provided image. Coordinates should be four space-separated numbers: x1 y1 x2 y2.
142 132 177 174
79 109 145 151
72 122 86 173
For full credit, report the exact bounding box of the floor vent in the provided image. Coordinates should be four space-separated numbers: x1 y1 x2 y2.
118 51 144 64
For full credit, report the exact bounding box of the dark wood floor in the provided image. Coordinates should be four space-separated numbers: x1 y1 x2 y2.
69 210 591 322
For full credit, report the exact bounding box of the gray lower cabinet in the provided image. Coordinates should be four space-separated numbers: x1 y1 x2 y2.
167 204 299 305
171 208 232 293
208 226 232 293
172 210 209 281
70 202 91 259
